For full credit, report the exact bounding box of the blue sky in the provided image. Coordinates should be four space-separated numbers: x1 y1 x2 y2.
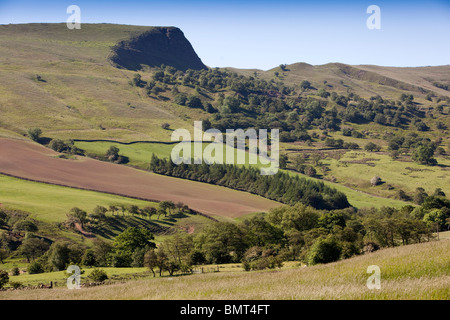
0 0 449 70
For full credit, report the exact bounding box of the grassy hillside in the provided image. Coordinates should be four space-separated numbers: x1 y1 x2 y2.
322 151 450 197
0 22 447 218
1 23 449 143
0 23 208 141
0 24 449 301
1 238 448 299
253 62 450 101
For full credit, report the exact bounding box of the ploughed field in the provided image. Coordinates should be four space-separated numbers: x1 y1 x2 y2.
0 138 280 218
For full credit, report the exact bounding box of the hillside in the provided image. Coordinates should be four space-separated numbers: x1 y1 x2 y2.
1 22 449 211
0 23 448 142
230 62 450 101
0 23 449 297
1 238 448 299
0 23 207 141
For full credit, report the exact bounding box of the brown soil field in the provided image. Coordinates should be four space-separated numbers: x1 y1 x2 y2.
0 138 281 218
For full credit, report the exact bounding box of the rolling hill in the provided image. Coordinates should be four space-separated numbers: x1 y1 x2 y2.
0 23 207 141
0 23 448 142
0 23 449 300
0 22 448 212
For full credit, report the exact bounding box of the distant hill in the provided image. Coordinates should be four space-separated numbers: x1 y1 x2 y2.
109 27 207 71
0 23 448 143
230 62 450 100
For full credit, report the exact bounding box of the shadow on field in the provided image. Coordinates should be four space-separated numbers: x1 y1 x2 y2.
88 215 173 239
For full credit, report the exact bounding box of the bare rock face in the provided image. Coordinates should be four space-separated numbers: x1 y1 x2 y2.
110 27 207 71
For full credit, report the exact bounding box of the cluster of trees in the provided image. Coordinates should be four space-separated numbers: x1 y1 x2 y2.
149 154 350 210
84 145 129 164
342 127 364 138
0 209 50 274
363 198 450 245
147 193 450 273
65 201 190 229
48 139 85 155
27 226 156 273
364 142 381 152
103 146 128 164
140 65 438 144
290 153 324 177
0 201 194 273
1 192 449 281
336 93 424 128
144 217 287 276
27 128 42 142
168 67 289 96
0 226 156 276
323 137 359 150
25 130 87 158
386 133 439 165
0 209 43 265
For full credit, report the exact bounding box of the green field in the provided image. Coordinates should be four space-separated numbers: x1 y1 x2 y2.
324 151 450 197
0 174 158 223
6 267 149 287
75 140 274 168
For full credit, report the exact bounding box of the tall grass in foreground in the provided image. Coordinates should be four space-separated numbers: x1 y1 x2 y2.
1 240 448 300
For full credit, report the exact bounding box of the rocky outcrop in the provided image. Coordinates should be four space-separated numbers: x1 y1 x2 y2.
109 27 206 71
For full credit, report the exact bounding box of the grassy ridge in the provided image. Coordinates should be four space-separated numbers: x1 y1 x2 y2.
0 23 208 141
1 239 448 299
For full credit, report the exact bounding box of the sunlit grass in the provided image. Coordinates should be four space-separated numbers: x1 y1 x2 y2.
0 174 157 223
324 151 450 197
1 240 448 300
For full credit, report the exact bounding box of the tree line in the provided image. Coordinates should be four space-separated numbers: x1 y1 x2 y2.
149 154 350 210
0 200 192 273
145 193 449 272
1 192 449 284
